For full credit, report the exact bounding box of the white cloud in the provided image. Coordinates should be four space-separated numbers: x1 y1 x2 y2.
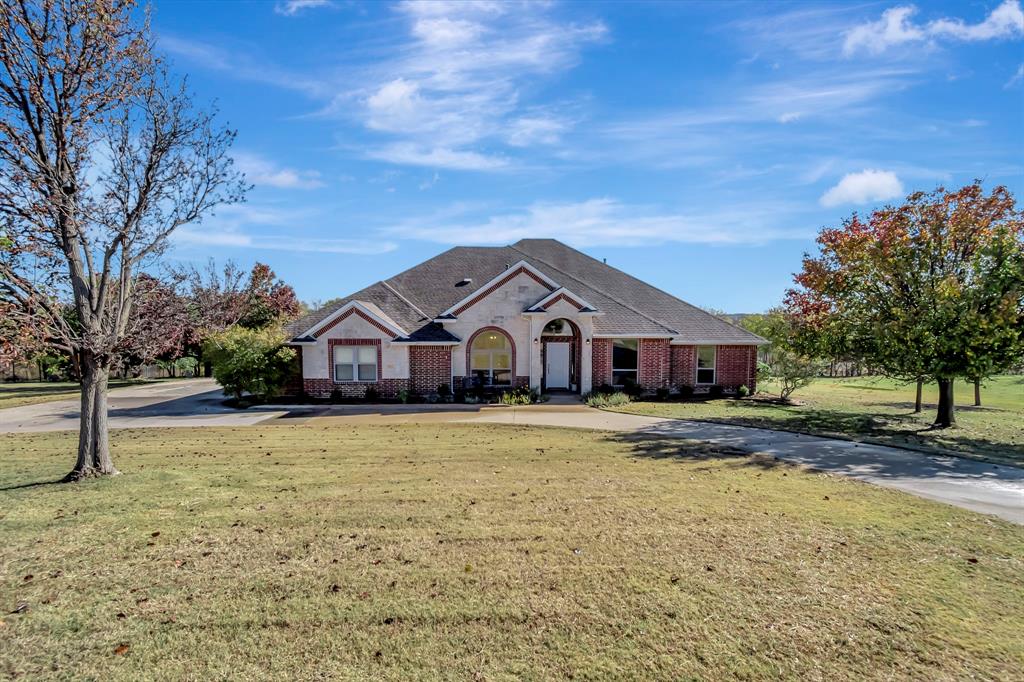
366 143 509 171
506 116 568 146
274 0 332 17
844 1 1024 55
928 0 1024 40
777 111 802 124
159 35 328 97
342 2 605 169
172 204 397 254
385 198 807 246
1006 63 1024 88
233 152 324 190
820 170 904 207
843 6 924 56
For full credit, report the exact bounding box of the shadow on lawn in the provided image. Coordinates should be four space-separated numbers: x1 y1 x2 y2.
608 423 1024 483
688 400 1024 466
0 478 65 492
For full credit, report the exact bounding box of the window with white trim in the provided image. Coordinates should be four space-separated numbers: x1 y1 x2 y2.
334 345 377 382
470 331 512 386
612 338 639 386
696 345 716 384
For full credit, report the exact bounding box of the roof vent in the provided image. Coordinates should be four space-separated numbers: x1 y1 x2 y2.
455 278 472 287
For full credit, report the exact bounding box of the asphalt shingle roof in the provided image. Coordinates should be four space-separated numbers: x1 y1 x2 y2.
286 239 765 345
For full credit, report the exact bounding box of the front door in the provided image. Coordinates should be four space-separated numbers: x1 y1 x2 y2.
546 342 570 389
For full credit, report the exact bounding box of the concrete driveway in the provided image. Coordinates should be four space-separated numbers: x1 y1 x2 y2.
457 406 1024 524
0 379 283 432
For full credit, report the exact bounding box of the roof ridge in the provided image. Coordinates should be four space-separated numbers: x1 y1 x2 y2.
380 280 429 321
507 244 678 335
512 241 763 342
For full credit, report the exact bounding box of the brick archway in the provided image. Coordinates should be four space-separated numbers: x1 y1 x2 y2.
465 326 517 387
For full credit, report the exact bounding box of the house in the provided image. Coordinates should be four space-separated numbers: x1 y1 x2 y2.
284 239 766 398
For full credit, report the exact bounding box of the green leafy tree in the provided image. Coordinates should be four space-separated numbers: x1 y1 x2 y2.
203 326 296 401
741 308 823 400
787 183 1024 427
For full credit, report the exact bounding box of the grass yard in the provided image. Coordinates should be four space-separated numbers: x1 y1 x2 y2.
1 422 1022 680
614 375 1024 467
0 379 164 410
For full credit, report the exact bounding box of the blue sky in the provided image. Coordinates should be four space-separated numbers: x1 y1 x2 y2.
156 0 1024 312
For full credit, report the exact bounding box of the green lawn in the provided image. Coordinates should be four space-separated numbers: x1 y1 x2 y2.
0 379 164 410
2 423 1021 680
613 375 1024 467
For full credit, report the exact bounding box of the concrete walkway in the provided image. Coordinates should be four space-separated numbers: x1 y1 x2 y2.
0 379 283 432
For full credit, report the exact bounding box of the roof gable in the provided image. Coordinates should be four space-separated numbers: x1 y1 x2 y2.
439 260 558 318
302 301 407 339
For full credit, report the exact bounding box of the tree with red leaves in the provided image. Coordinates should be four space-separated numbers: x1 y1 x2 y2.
786 183 1024 427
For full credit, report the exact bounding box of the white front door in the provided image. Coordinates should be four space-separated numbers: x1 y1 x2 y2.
546 342 570 389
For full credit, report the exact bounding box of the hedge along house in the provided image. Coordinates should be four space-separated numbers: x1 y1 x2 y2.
284 239 767 398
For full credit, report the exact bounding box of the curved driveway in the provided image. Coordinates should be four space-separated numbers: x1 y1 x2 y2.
1 382 1020 523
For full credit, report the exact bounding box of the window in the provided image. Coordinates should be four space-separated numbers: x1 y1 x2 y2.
696 345 716 384
334 345 377 382
612 338 639 386
470 331 512 386
542 319 567 336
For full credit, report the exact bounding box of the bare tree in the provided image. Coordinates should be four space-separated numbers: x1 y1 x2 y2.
0 0 246 479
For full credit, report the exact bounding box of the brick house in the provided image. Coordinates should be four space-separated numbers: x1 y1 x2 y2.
284 239 766 398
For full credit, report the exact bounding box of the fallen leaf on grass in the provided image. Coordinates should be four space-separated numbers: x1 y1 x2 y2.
114 643 130 656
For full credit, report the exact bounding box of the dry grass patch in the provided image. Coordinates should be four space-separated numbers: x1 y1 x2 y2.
1 423 1021 680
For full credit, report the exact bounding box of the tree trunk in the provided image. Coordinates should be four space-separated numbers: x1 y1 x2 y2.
914 378 923 413
66 352 118 480
934 377 956 428
974 378 981 406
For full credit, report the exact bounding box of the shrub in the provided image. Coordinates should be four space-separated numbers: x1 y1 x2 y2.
708 384 724 398
497 387 537 405
756 361 772 385
596 383 616 395
585 391 632 408
437 383 452 400
203 325 296 401
769 349 825 400
677 384 695 400
621 377 645 398
398 389 410 404
655 386 671 401
330 388 345 403
736 384 750 398
364 386 380 402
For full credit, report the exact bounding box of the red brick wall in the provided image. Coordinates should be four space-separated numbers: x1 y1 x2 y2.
639 338 670 389
591 338 612 388
670 345 695 387
409 346 452 394
303 377 409 399
716 345 757 391
668 344 757 392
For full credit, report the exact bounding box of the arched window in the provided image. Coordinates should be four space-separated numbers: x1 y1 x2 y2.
470 331 512 386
